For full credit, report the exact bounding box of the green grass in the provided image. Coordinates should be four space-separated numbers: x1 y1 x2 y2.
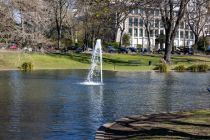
0 51 210 71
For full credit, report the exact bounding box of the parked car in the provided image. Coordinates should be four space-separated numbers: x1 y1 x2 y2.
107 46 117 53
128 47 137 53
67 46 77 51
206 46 210 55
9 44 17 49
75 47 83 53
175 47 194 55
118 47 128 54
157 48 165 54
60 47 68 53
188 48 194 55
23 47 33 52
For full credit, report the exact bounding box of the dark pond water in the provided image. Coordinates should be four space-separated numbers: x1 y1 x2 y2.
0 70 210 140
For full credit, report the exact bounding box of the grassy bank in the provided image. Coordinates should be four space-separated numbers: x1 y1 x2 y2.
1 51 210 71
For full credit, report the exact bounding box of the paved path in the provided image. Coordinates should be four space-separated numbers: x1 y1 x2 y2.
95 110 210 140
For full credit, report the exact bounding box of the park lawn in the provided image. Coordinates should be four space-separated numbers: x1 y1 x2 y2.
0 51 210 71
0 51 89 70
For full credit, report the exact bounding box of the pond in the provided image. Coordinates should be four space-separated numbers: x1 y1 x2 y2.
0 70 210 140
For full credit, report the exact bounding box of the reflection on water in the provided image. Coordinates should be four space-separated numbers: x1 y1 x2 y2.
9 72 23 138
0 70 210 140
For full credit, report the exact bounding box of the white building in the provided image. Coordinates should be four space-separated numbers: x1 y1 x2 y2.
116 1 209 50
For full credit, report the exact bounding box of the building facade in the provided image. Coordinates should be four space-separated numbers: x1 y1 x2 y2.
116 1 210 50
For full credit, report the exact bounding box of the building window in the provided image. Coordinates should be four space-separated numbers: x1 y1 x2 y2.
190 31 194 39
139 28 143 37
134 28 138 37
185 24 190 29
129 28 132 36
129 9 133 14
139 19 143 27
129 18 133 26
134 9 138 14
160 30 164 35
150 20 154 28
134 18 138 26
150 30 154 37
176 31 179 38
160 21 164 28
180 31 184 38
155 10 159 16
155 29 159 37
139 9 144 14
185 31 189 39
180 22 184 29
155 19 159 28
145 29 148 37
151 10 155 16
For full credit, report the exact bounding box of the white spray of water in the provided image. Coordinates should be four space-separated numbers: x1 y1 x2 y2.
81 39 103 85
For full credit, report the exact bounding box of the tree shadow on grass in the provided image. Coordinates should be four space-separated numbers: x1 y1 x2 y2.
68 53 140 66
69 53 91 64
97 126 210 139
96 113 210 140
172 57 210 64
45 53 91 64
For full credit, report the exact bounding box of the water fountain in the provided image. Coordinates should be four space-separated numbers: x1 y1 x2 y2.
81 39 103 85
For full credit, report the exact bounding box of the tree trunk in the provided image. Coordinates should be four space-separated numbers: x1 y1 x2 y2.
194 35 199 49
164 38 172 64
56 26 61 48
91 30 95 48
114 28 119 42
59 29 62 48
119 31 123 48
145 27 151 53
164 30 176 64
119 22 125 48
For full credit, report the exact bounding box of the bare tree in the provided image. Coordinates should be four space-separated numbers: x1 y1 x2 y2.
5 0 52 48
0 1 15 45
159 0 190 63
49 0 70 48
111 0 131 48
187 0 209 47
138 0 156 52
76 0 155 48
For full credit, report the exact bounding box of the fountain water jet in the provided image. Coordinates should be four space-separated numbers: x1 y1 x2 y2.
81 39 103 85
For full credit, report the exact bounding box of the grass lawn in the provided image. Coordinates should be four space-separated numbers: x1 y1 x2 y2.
1 51 210 71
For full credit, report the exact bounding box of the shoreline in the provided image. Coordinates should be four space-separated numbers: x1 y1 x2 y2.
1 51 210 73
95 108 210 140
0 68 210 73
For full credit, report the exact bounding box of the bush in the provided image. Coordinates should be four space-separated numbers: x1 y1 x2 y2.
154 62 168 72
198 64 209 72
188 65 198 72
122 34 130 47
20 62 33 71
104 42 119 48
137 44 142 48
174 65 186 72
187 64 209 72
197 37 208 52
